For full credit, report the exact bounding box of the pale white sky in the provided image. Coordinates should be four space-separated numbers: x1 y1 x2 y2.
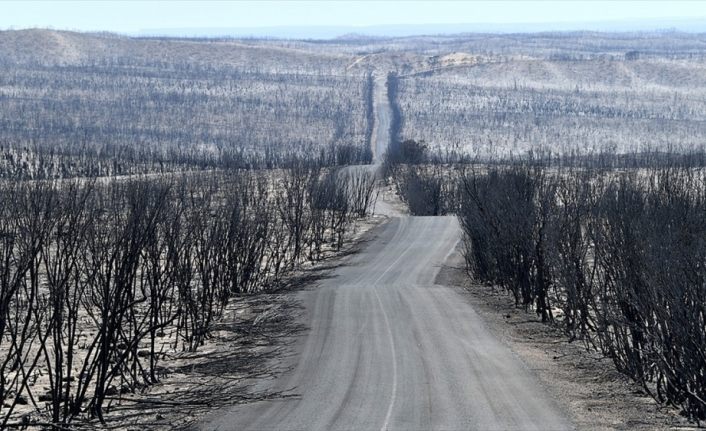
1 1 705 33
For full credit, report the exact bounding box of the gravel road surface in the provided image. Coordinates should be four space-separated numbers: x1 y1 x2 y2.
199 216 572 430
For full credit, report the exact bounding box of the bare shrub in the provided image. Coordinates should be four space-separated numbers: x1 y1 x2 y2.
457 162 706 420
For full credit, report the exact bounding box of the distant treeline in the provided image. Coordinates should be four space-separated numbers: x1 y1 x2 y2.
386 139 706 217
0 141 372 180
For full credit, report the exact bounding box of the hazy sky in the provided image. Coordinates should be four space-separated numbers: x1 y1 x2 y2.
2 1 706 34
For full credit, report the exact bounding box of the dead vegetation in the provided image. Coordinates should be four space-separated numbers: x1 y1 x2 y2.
436 252 687 430
455 161 706 422
0 30 374 180
0 163 378 429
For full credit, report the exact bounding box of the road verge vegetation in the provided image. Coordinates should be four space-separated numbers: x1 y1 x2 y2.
386 143 706 423
0 160 377 428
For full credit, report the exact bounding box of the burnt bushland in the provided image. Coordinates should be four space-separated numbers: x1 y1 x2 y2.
457 163 706 421
0 163 377 427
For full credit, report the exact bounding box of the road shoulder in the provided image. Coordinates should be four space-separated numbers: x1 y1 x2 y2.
435 245 689 431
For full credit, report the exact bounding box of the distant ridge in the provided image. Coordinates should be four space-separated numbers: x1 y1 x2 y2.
0 29 344 68
139 18 706 39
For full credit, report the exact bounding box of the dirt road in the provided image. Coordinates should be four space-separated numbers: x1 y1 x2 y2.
371 75 391 165
198 216 572 430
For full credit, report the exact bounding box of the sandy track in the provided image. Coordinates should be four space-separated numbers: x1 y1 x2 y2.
198 216 572 430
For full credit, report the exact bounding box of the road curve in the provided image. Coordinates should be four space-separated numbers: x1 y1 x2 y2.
198 216 572 430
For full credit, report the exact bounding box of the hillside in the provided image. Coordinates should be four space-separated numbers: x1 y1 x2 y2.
0 30 373 179
0 29 350 70
387 45 706 156
2 29 706 177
